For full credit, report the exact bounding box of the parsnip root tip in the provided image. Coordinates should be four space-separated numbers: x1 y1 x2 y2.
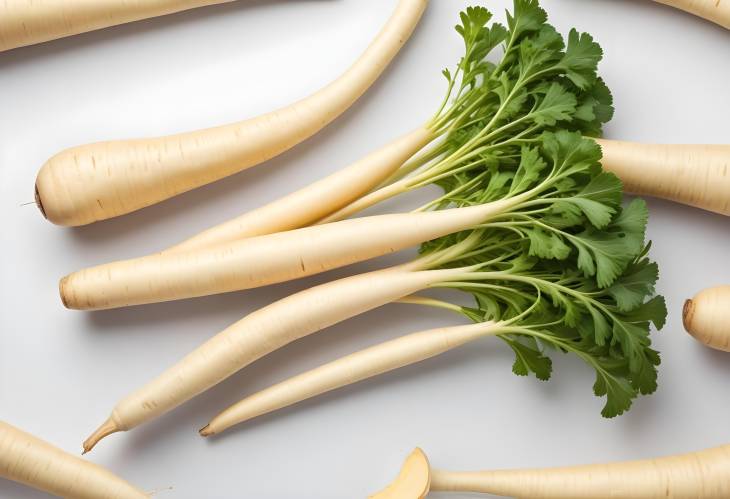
83 417 119 454
198 425 214 437
682 298 695 333
34 183 47 220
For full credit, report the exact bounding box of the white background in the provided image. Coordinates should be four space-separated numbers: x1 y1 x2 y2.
1 1 729 497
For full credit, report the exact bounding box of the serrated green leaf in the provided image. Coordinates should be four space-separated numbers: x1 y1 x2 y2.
531 83 577 126
559 29 603 90
605 258 659 311
526 227 572 260
505 337 553 381
594 371 635 418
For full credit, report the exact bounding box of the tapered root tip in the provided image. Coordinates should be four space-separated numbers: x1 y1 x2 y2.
199 424 214 437
682 298 695 334
34 182 47 220
83 417 120 454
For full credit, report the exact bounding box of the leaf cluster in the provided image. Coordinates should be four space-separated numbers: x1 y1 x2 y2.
429 228 665 418
406 0 664 419
430 0 613 173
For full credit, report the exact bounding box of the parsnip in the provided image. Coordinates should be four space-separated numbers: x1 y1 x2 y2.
430 444 730 498
160 138 730 258
80 7 663 450
683 285 730 352
83 264 470 451
653 0 730 29
84 190 663 450
0 0 232 52
597 140 730 216
370 448 430 499
60 200 517 310
34 0 429 226
166 127 434 254
372 445 730 498
163 134 730 256
201 320 502 436
0 421 147 499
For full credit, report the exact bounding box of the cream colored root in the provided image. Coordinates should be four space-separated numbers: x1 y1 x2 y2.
653 0 730 29
369 448 431 499
34 0 428 227
0 421 147 499
597 139 730 216
60 200 514 310
683 285 730 352
0 0 232 52
429 444 730 498
83 265 466 452
166 127 434 254
202 321 499 435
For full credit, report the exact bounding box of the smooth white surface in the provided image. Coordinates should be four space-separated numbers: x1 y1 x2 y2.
1 1 729 497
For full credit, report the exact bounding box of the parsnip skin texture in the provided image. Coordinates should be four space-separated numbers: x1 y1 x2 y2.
60 200 515 310
683 286 730 352
84 265 466 451
166 127 434 254
0 0 231 52
429 444 730 498
0 421 147 499
203 321 499 435
653 0 730 29
34 0 429 227
597 139 730 216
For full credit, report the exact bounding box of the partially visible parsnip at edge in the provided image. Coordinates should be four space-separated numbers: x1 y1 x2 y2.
597 140 730 216
0 420 148 499
371 445 730 499
653 0 730 29
0 0 234 52
34 0 429 226
683 285 730 352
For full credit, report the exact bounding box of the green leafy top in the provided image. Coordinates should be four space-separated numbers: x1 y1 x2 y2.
330 1 662 418
357 0 615 220
414 130 665 418
418 225 665 418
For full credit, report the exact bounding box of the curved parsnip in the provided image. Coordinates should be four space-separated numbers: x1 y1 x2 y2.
0 0 233 52
597 139 730 216
201 321 500 435
166 127 434 253
683 285 730 352
60 200 516 310
429 444 730 498
34 0 429 227
83 265 468 452
653 0 730 29
0 421 147 499
370 448 431 499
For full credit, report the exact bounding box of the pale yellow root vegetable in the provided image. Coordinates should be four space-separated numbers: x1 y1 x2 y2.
683 285 730 352
82 263 471 452
34 0 429 227
0 420 147 499
653 0 730 29
373 445 730 498
166 127 434 253
0 0 233 52
201 320 501 436
369 448 430 499
596 140 730 216
60 199 516 310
